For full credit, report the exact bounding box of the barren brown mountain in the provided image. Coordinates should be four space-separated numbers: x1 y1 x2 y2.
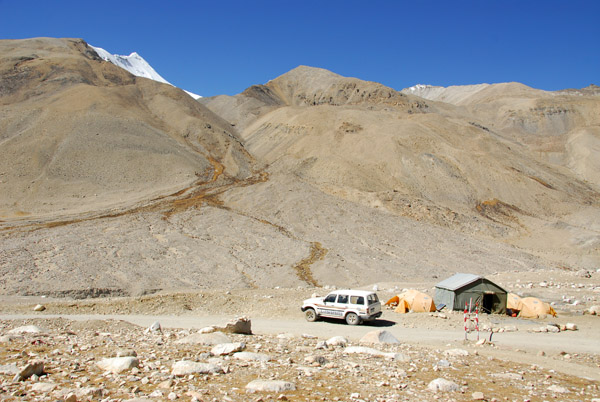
0 39 598 297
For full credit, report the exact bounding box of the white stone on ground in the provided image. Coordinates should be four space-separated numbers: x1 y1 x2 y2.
427 378 459 392
171 360 223 376
245 380 296 392
211 342 246 356
96 357 139 373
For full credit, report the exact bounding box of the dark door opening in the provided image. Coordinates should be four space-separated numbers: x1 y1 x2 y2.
482 293 494 313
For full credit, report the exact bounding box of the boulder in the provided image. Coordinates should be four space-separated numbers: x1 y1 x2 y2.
33 304 46 312
220 316 252 335
588 305 600 315
146 321 161 333
96 357 139 373
13 360 44 381
175 332 231 345
171 361 223 376
565 323 577 331
211 342 246 356
427 378 459 392
359 330 400 344
245 380 296 392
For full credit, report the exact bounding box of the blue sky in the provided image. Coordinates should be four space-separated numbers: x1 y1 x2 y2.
1 0 598 97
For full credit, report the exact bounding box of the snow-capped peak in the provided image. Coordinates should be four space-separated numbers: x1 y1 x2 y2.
90 45 201 99
406 84 433 92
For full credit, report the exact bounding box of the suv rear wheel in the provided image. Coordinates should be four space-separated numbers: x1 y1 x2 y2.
305 308 318 322
345 312 360 325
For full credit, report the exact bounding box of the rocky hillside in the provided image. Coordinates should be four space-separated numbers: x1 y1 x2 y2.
203 66 600 269
0 38 253 219
0 39 598 296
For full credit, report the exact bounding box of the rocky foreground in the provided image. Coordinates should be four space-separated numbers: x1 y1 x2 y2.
1 315 599 402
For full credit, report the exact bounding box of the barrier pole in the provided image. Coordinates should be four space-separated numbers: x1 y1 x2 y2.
475 303 480 341
464 302 468 340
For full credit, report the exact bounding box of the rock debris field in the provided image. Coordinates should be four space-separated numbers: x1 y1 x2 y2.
1 314 599 402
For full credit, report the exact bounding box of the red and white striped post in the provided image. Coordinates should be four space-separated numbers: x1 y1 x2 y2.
475 303 480 341
464 301 468 340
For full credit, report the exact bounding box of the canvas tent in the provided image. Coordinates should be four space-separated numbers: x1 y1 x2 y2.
385 289 436 313
507 293 557 318
434 273 507 314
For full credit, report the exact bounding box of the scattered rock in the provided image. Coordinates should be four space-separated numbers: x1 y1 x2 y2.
171 360 223 376
31 382 57 392
0 363 19 375
548 384 569 393
175 332 231 345
8 325 47 334
96 357 139 373
199 326 216 333
0 334 23 343
344 346 409 361
325 336 348 347
115 349 137 357
427 378 459 392
211 342 246 356
492 372 523 380
444 348 469 357
233 352 270 362
246 380 296 392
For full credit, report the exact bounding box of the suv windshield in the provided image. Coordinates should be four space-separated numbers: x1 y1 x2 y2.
367 294 379 305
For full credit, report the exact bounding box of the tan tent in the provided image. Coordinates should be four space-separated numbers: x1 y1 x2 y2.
385 289 436 313
507 293 523 311
507 293 557 318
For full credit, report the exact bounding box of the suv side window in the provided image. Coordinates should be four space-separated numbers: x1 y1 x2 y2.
338 294 349 304
350 296 364 305
324 294 337 303
367 294 379 305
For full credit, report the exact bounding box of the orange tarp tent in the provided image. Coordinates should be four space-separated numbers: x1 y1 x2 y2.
385 289 436 313
507 293 557 318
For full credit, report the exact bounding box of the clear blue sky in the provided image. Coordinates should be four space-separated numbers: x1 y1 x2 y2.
1 0 598 97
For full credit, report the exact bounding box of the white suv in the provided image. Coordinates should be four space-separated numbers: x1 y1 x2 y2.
301 290 382 325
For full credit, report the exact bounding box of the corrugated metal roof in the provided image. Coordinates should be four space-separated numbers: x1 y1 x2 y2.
435 273 481 291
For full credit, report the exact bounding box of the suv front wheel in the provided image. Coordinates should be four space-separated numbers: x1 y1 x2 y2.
305 308 318 322
345 312 360 325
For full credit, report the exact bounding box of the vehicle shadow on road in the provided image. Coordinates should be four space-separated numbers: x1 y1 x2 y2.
318 318 397 327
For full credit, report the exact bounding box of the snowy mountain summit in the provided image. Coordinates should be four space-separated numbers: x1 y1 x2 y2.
90 45 201 99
